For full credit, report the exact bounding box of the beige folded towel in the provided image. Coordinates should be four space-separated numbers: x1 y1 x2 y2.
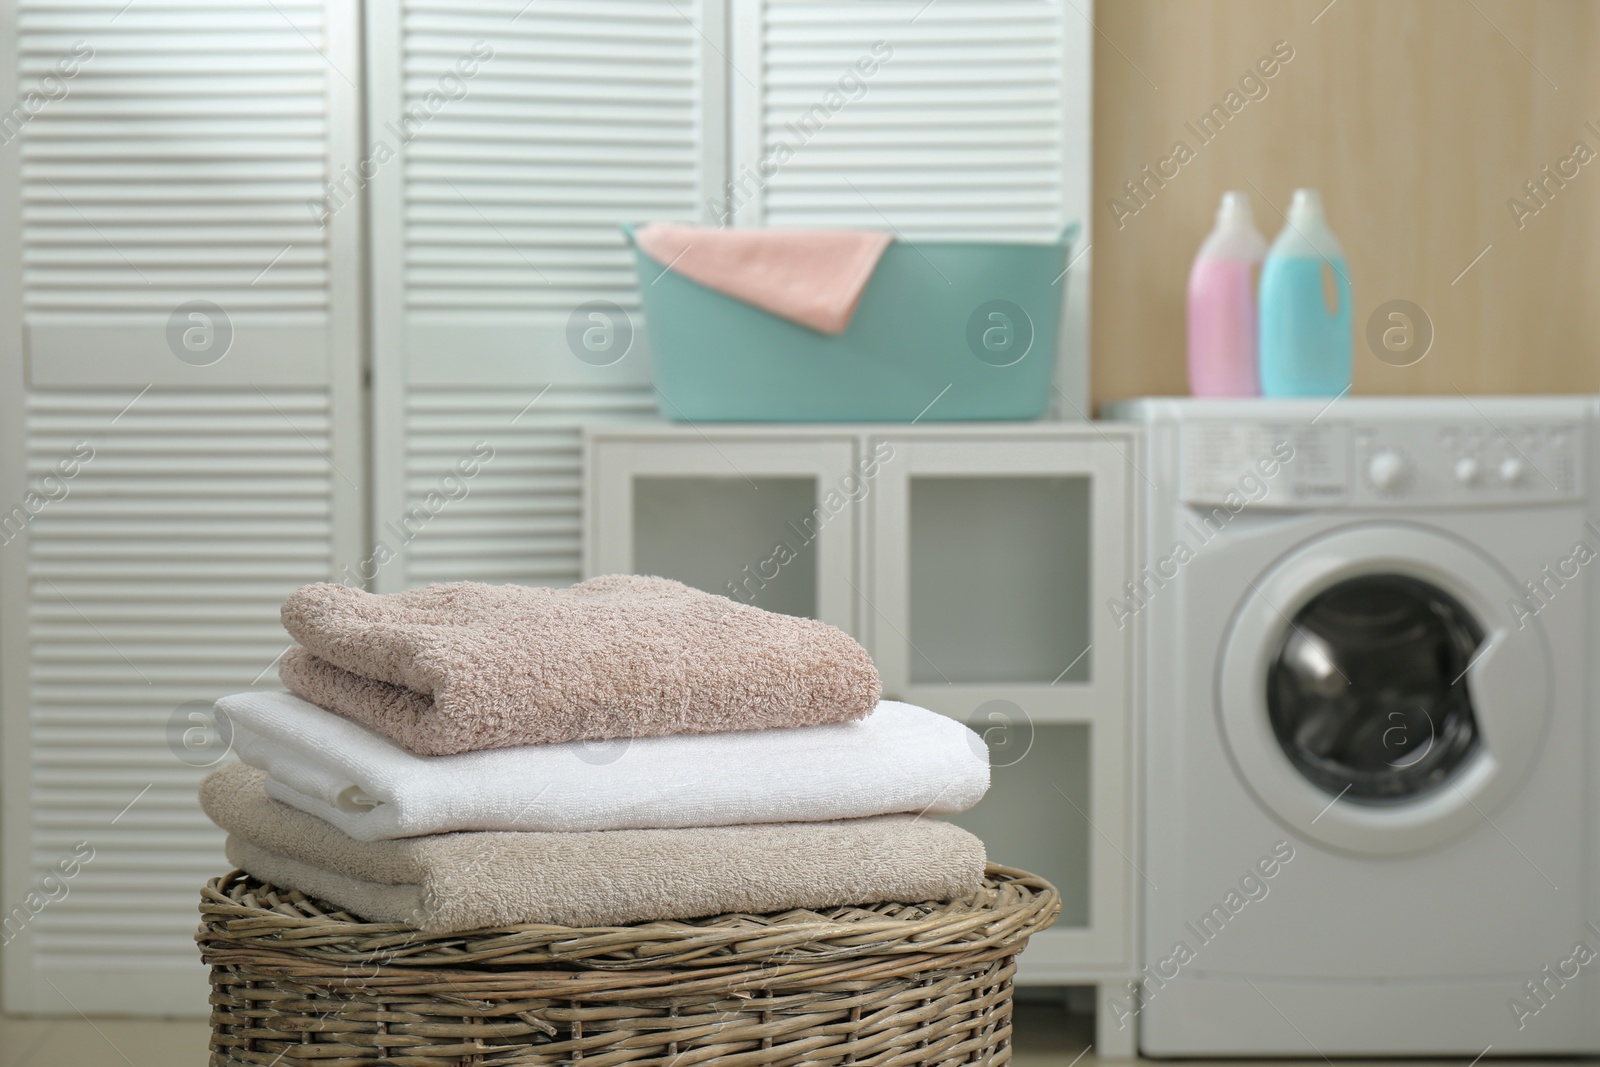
279 575 880 756
202 764 985 931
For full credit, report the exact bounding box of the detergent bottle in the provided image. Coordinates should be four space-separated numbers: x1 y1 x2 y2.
1187 191 1267 396
1258 189 1352 396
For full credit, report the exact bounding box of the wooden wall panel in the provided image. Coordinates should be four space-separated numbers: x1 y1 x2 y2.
1092 0 1600 406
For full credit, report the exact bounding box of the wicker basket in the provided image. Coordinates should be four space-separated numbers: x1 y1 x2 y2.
196 864 1059 1066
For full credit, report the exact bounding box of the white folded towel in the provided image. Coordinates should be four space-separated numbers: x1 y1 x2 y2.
217 691 990 842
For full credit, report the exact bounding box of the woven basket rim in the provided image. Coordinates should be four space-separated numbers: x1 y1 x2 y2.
198 863 1061 972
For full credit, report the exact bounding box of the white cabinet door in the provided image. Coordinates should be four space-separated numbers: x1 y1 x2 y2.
865 427 1138 975
366 0 728 592
866 431 1132 718
584 429 861 635
0 0 365 1014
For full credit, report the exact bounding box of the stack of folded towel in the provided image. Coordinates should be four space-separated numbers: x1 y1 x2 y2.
202 575 992 931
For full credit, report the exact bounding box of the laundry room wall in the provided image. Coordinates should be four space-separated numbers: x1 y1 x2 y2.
1092 0 1600 406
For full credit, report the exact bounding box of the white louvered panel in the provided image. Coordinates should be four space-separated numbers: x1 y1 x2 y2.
17 1 331 327
393 385 657 589
402 0 710 320
22 389 336 999
370 0 720 596
746 0 1067 240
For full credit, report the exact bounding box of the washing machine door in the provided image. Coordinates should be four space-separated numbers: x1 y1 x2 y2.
1218 523 1551 856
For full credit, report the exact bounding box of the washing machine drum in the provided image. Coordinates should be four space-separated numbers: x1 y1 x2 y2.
1268 574 1483 803
1220 524 1551 856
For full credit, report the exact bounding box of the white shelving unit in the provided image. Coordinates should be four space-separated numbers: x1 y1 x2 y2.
584 422 1141 1056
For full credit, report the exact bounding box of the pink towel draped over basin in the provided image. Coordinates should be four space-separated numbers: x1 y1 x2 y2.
633 222 892 335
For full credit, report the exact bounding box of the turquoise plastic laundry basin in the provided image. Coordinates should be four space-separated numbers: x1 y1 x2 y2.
623 222 1079 422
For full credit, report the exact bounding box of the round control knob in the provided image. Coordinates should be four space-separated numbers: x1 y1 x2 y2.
1454 457 1480 485
1499 456 1525 484
1366 450 1406 491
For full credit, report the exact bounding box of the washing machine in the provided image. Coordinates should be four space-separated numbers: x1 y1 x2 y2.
1108 396 1598 1055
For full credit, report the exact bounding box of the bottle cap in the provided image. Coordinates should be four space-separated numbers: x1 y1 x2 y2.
1288 188 1325 226
1216 191 1253 227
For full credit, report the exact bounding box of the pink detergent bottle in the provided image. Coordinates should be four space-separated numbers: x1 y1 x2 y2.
1187 191 1267 396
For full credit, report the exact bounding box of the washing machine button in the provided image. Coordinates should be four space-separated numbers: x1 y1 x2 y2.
1498 456 1525 484
1453 457 1480 485
1366 450 1406 491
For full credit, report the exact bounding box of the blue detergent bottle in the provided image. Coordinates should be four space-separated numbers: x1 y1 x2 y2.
1258 189 1352 396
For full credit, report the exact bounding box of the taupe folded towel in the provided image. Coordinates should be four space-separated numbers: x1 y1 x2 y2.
203 764 985 931
279 575 880 755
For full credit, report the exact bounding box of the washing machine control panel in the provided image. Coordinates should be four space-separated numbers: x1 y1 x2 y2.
1180 417 1584 508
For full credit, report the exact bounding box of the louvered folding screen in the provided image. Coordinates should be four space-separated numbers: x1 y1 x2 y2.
0 0 364 1014
368 0 726 592
729 0 1091 413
